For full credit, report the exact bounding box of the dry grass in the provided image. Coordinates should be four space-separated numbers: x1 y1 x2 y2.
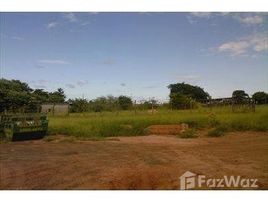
48 105 268 138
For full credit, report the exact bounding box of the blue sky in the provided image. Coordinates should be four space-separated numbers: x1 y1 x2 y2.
0 12 267 101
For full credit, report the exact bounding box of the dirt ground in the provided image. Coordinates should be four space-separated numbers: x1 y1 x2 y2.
0 131 268 190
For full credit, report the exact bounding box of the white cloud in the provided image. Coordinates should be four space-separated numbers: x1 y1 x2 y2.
38 59 70 65
234 14 264 25
187 13 266 26
218 41 249 56
80 21 91 26
250 33 268 52
65 13 92 26
189 12 211 18
216 32 268 56
46 22 58 29
88 12 99 15
187 12 212 24
240 15 263 24
219 13 265 25
46 13 93 30
218 12 230 16
63 13 78 22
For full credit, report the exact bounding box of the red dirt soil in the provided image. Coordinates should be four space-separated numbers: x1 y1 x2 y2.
0 131 268 189
145 124 188 135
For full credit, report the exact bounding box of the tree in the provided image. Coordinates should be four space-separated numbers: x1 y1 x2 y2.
49 88 66 103
0 79 32 112
168 82 210 102
169 93 193 109
11 80 33 93
68 98 88 112
33 89 49 103
142 99 159 109
118 96 133 110
168 82 209 109
232 90 249 104
0 79 67 112
252 91 268 104
91 96 110 112
6 90 31 112
0 79 32 93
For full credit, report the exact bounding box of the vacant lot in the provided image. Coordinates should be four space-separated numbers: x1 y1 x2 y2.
48 106 268 138
1 131 268 189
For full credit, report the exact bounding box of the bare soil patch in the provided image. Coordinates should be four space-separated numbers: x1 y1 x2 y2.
0 131 267 189
145 124 188 135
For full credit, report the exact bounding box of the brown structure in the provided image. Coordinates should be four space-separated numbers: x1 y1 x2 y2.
41 103 69 115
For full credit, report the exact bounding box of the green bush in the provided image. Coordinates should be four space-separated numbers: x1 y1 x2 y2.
0 131 5 140
180 129 198 138
207 126 227 137
207 113 220 127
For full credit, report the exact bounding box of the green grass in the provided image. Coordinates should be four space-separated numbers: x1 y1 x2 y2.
48 105 268 138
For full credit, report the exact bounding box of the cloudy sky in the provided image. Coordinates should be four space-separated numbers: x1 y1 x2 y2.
0 12 267 101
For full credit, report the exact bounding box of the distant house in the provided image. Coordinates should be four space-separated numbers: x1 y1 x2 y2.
41 103 69 115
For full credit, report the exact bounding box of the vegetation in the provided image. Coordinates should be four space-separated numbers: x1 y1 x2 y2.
118 95 133 110
0 79 65 112
48 105 268 138
179 129 198 138
2 79 267 114
68 95 133 113
168 82 210 109
68 98 88 113
1 78 268 140
207 126 227 137
252 91 268 104
232 90 249 103
0 79 134 113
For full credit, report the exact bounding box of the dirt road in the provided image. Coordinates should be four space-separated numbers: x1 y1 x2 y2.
1 132 268 189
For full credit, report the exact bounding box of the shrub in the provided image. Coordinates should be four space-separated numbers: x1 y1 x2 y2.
0 131 6 140
180 129 197 138
207 126 227 137
207 113 220 127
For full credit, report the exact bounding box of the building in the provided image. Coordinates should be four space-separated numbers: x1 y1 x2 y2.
41 103 69 115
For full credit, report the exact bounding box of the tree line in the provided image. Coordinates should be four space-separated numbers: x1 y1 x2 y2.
168 83 268 108
68 95 133 113
0 79 65 112
0 78 267 113
0 79 158 113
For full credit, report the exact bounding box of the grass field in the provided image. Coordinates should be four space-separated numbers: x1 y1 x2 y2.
48 105 268 138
